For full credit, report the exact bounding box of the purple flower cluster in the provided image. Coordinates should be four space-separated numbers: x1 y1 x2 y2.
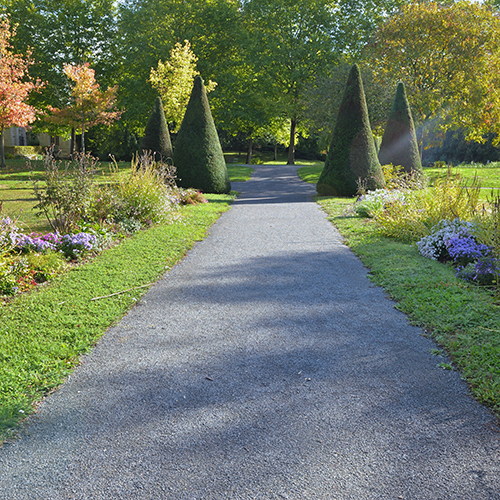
16 232 62 253
59 232 96 259
12 230 96 260
1 217 21 248
444 235 492 264
444 235 499 284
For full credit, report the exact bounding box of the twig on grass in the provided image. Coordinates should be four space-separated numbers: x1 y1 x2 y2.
90 283 154 301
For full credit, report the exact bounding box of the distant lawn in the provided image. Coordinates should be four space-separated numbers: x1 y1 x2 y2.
297 163 500 201
296 164 323 183
424 164 500 189
0 159 250 232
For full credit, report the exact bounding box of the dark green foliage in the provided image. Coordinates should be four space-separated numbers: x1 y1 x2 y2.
317 64 384 196
173 76 231 194
141 97 173 160
378 82 422 173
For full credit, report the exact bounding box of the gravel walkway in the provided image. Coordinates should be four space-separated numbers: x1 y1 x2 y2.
1 164 499 499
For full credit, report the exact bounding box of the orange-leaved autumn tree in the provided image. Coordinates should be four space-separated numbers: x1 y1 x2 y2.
47 63 121 153
0 17 42 168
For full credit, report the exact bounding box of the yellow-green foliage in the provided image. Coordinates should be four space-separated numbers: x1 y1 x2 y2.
114 154 178 223
381 163 404 189
376 174 481 242
473 193 500 258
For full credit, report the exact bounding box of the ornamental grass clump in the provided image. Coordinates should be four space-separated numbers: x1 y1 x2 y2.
375 173 481 242
114 152 179 224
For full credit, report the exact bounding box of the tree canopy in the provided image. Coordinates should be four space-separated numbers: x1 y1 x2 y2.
0 16 42 167
366 1 500 147
47 63 121 153
2 0 500 162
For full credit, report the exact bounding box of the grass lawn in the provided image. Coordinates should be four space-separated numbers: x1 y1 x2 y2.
315 197 500 419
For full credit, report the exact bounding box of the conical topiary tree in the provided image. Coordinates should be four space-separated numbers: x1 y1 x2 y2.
173 75 231 194
141 96 173 159
378 82 421 173
317 64 385 196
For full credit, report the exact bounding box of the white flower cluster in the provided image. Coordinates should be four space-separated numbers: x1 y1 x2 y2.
417 219 475 260
355 189 407 218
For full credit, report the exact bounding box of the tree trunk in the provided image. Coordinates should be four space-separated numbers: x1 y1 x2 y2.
287 118 297 165
246 137 253 165
70 127 76 156
81 123 85 154
274 142 278 161
0 127 5 169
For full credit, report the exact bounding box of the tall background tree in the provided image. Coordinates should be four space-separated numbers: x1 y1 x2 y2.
366 1 500 154
0 17 42 168
1 0 119 112
47 63 121 153
149 40 217 132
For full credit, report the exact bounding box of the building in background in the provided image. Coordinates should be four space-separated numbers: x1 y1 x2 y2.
4 126 70 158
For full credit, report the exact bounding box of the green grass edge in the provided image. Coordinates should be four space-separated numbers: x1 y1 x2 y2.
318 197 500 419
0 194 234 441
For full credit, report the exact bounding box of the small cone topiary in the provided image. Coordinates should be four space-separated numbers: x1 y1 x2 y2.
173 75 231 194
378 82 421 173
141 96 173 160
317 64 385 196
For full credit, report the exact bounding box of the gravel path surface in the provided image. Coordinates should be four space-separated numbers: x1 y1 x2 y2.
1 164 499 499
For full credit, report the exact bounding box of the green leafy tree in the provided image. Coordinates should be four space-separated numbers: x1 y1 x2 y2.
117 0 241 134
173 75 230 194
2 0 119 112
149 40 216 132
317 64 384 197
46 63 121 153
241 0 403 165
378 82 421 173
141 96 173 159
242 0 338 165
366 1 500 151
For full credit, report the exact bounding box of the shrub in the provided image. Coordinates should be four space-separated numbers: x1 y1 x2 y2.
354 189 407 218
173 75 231 194
317 64 384 196
378 82 421 173
32 151 97 233
178 188 208 205
26 252 68 283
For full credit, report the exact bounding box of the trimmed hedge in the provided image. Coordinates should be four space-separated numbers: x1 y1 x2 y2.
141 96 173 160
378 82 422 173
173 76 230 194
317 64 384 196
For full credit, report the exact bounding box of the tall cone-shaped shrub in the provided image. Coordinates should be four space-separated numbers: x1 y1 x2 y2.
141 96 173 159
378 82 421 173
317 64 385 196
173 76 230 194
